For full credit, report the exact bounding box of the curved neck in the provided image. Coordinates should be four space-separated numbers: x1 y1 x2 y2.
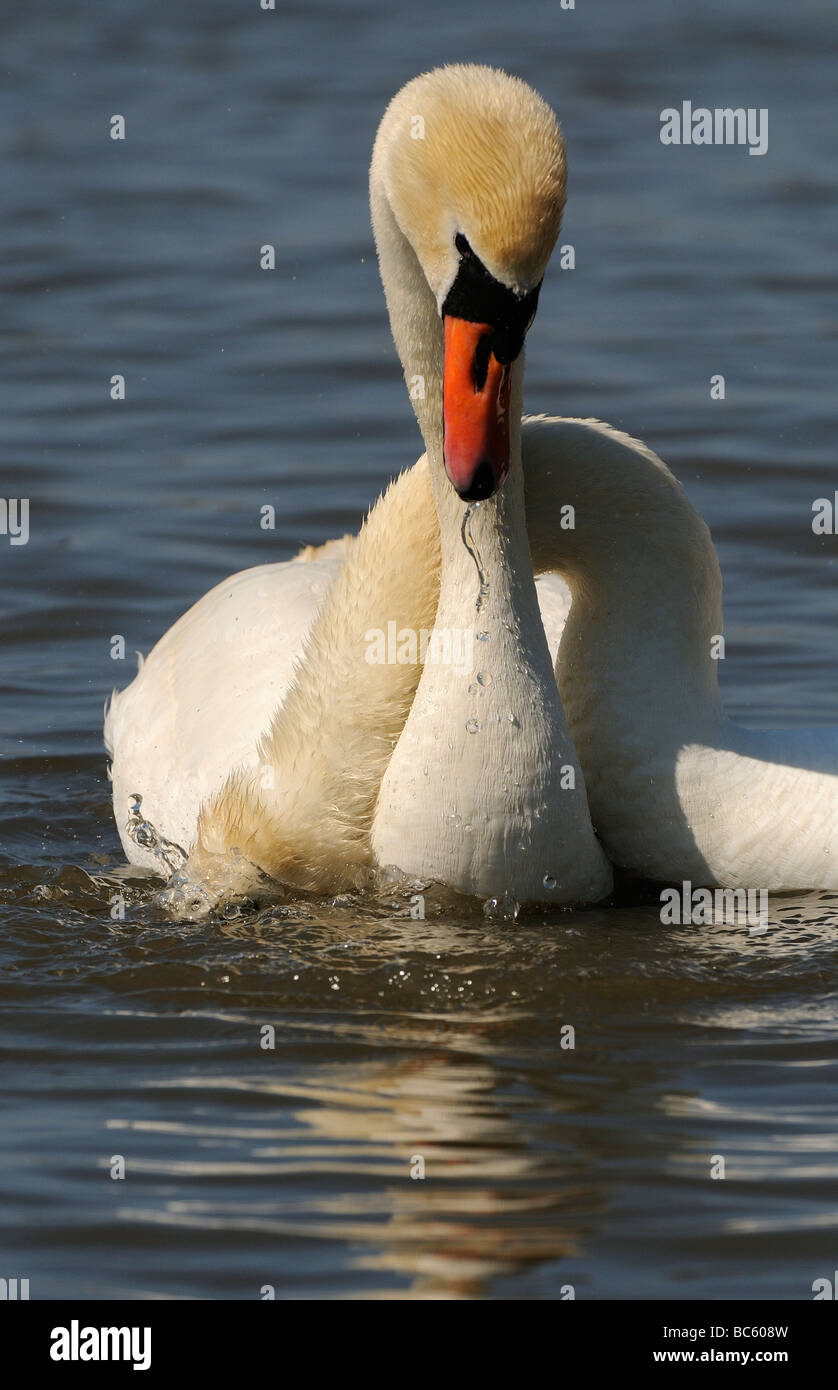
370 173 443 455
371 167 536 603
522 418 726 737
368 187 610 903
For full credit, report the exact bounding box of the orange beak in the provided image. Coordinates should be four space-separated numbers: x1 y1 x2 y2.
442 316 511 501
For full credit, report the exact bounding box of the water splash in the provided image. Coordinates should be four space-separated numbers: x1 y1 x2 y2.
160 846 275 922
158 870 215 920
126 794 219 919
483 890 520 922
125 794 188 877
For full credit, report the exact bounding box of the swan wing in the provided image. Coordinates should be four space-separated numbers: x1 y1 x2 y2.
105 555 342 870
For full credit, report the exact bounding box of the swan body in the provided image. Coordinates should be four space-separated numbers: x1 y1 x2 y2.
109 458 440 890
105 526 571 877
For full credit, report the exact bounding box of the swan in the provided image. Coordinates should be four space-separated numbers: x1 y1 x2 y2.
354 65 838 895
371 413 838 894
106 64 612 908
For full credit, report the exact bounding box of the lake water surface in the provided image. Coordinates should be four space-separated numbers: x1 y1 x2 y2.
2 0 837 1299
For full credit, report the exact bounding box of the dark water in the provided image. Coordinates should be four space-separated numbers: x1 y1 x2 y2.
2 0 837 1299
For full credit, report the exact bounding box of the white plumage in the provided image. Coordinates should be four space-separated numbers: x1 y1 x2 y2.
105 553 343 871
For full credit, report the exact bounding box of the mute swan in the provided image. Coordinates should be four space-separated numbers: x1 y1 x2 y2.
106 64 612 908
376 411 838 893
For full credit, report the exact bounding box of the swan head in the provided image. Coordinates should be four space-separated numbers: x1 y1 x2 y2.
371 64 567 500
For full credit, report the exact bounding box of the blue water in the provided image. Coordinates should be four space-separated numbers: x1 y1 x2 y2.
1 0 837 1299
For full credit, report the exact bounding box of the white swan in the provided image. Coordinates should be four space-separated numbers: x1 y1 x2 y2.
372 411 838 893
358 66 838 894
106 64 611 907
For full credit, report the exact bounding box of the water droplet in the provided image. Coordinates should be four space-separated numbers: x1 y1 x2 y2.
507 712 520 726
543 874 557 891
461 507 491 613
477 671 492 686
476 630 490 642
465 717 481 734
483 890 520 922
